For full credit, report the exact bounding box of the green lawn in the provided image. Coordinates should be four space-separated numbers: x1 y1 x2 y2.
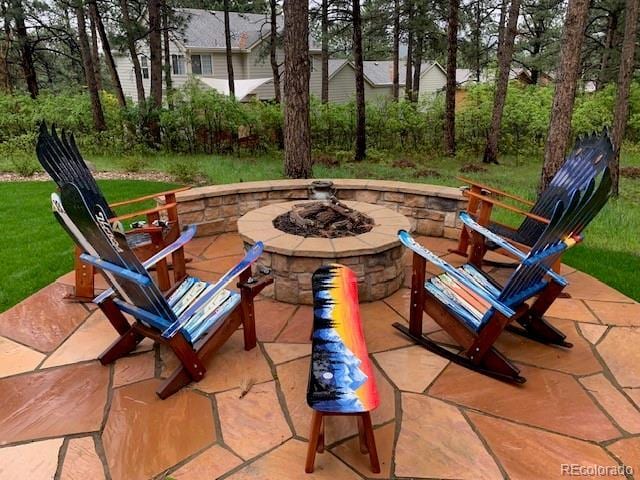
0 149 638 312
0 180 176 312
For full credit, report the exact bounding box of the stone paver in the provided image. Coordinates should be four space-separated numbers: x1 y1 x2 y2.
394 393 502 479
607 437 640 477
263 342 311 365
216 381 292 460
276 305 313 343
2 232 640 479
112 351 156 388
0 362 109 444
469 413 619 480
42 310 152 368
597 327 640 388
0 438 63 479
0 283 88 352
579 374 640 434
494 319 602 376
374 345 449 392
586 300 640 326
102 379 216 480
0 335 45 378
578 322 608 344
60 437 105 480
227 439 362 480
192 330 273 394
171 445 243 480
429 363 620 441
545 298 599 323
331 422 395 479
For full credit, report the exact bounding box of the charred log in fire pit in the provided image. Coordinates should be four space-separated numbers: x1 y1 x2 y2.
273 200 374 238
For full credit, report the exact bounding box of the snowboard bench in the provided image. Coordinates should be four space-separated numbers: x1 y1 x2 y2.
305 264 380 474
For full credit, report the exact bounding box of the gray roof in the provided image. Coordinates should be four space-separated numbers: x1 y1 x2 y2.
329 60 441 87
176 8 319 51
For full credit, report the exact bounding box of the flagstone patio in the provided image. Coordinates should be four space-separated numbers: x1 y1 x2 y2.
0 232 639 480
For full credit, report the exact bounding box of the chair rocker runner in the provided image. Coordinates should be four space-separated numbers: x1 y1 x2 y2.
453 132 613 269
51 182 272 398
394 169 612 383
306 264 380 474
36 123 190 301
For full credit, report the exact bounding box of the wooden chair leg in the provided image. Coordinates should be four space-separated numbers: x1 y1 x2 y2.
239 269 257 351
305 411 323 473
157 366 192 399
317 416 325 453
361 412 381 474
99 327 143 365
155 257 171 291
99 298 132 335
168 334 207 381
357 416 369 454
69 246 95 301
409 253 427 337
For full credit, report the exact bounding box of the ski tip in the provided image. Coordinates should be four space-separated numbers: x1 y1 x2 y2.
250 241 264 256
398 229 412 247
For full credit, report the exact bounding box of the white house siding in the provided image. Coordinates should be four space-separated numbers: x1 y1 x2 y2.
418 65 447 101
328 65 356 103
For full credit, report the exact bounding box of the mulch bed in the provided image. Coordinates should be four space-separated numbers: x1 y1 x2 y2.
0 171 175 183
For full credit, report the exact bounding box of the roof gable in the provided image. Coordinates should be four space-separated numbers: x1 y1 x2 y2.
176 8 320 52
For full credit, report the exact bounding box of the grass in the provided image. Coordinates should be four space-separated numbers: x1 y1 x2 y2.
0 147 638 312
0 180 176 313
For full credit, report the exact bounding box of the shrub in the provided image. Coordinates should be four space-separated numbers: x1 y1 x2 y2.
167 160 205 184
10 155 40 177
120 156 148 173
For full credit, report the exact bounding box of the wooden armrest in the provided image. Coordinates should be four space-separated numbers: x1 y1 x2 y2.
109 186 190 207
457 176 535 207
126 226 163 235
464 190 550 224
111 203 177 222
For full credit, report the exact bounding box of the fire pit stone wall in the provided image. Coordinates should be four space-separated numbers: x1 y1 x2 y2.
171 179 466 239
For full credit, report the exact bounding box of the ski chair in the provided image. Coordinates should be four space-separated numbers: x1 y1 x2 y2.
36 123 190 301
50 181 272 399
453 132 613 269
394 168 612 383
306 264 380 474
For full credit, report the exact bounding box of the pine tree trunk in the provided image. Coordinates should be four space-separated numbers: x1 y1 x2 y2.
483 0 521 164
12 0 38 98
539 0 590 192
412 35 423 102
0 1 12 93
223 0 235 98
353 0 366 161
283 0 311 178
120 0 145 103
404 0 413 101
162 0 173 107
88 5 102 90
90 0 126 107
392 0 400 100
598 9 619 90
496 0 507 53
611 0 639 196
76 2 106 131
148 0 162 143
270 0 281 103
321 0 329 103
444 0 459 156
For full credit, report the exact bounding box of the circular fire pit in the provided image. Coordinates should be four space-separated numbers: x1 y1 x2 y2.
238 200 412 304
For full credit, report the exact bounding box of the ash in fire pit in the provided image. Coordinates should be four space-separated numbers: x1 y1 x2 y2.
273 200 374 238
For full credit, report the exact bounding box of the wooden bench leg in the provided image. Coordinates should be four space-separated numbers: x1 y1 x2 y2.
305 411 323 473
357 416 369 454
361 412 381 474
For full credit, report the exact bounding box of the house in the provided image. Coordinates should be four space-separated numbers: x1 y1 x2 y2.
114 8 448 103
114 8 323 102
327 59 447 103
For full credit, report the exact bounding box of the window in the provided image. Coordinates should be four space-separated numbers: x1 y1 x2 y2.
140 56 149 79
191 54 213 75
172 54 186 75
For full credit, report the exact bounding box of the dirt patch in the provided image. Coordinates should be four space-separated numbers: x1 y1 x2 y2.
416 168 442 179
312 152 340 167
621 167 640 179
392 158 417 169
0 171 176 183
460 163 488 174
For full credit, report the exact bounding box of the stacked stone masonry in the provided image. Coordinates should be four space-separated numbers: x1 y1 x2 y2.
172 179 466 239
